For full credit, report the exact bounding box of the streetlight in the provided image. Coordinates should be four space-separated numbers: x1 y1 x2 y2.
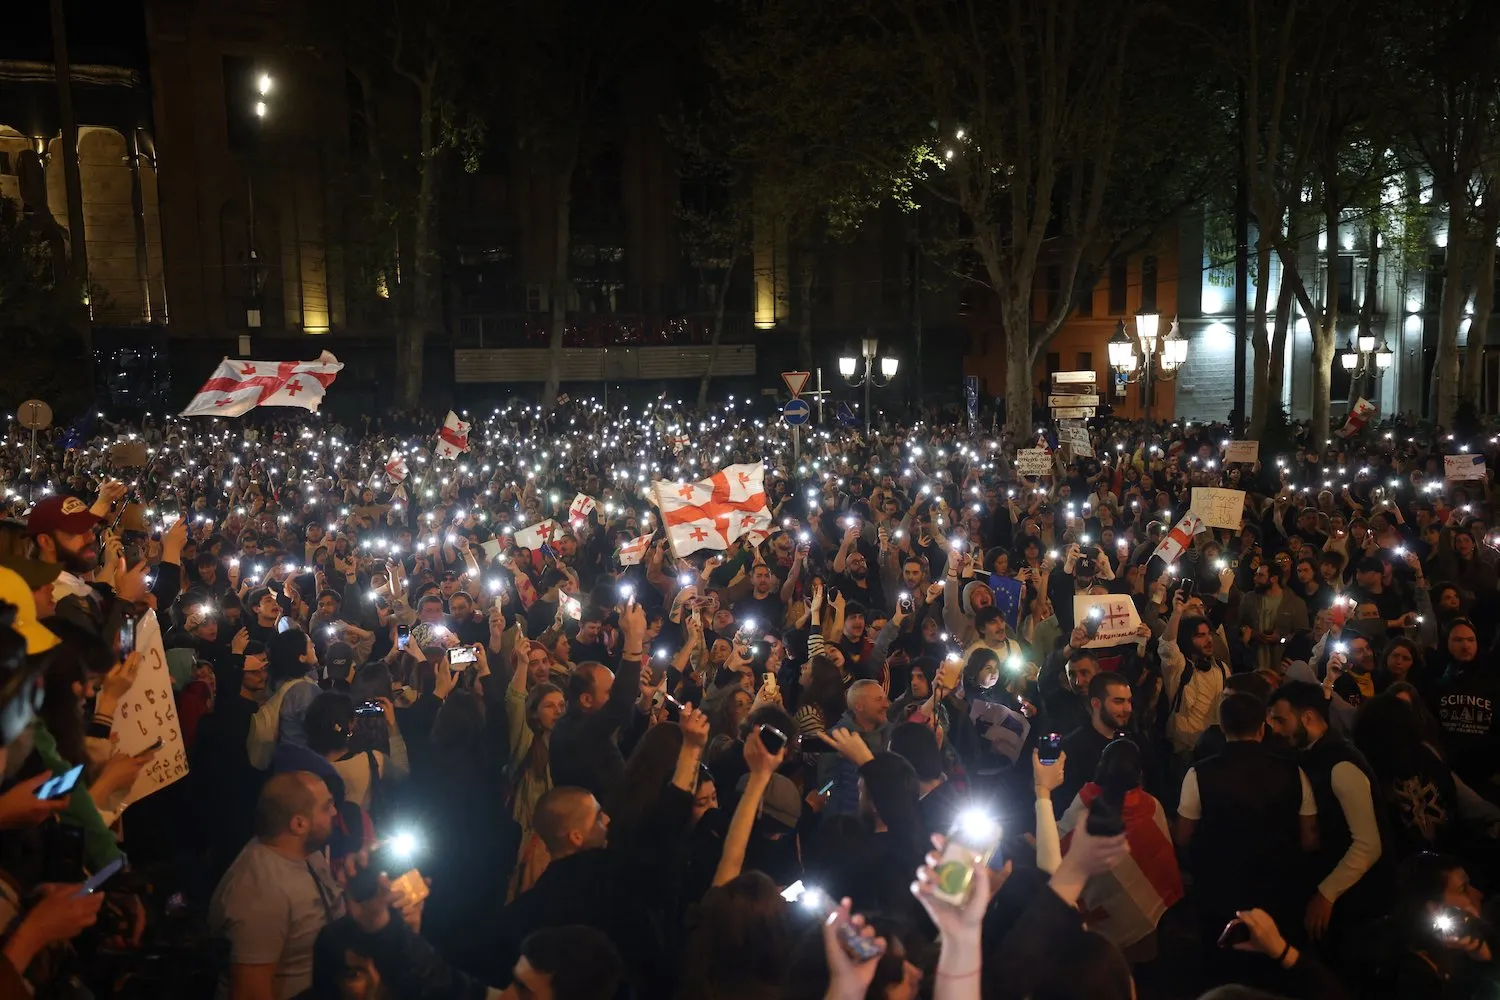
1341 336 1393 406
1108 310 1187 417
839 337 899 432
245 70 275 330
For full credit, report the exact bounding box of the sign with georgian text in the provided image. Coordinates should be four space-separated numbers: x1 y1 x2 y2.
1224 441 1260 464
110 610 189 805
1016 449 1052 476
1073 593 1142 648
1190 487 1247 529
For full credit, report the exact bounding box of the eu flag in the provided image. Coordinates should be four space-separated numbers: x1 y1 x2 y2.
989 573 1024 630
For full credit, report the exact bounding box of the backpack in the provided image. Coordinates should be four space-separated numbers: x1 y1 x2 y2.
246 676 311 770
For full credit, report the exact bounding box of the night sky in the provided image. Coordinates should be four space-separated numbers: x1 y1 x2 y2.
3 0 149 70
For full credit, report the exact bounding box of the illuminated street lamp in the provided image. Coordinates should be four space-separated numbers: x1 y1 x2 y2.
1108 310 1187 416
839 337 899 432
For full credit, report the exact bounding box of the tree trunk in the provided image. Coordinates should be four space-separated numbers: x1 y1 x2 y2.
1002 298 1034 447
1306 199 1341 444
1248 236 1274 437
1460 195 1499 411
696 255 738 409
1269 276 1293 412
1435 199 1468 426
543 149 578 411
399 84 440 409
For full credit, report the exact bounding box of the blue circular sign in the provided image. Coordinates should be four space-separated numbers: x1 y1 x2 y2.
782 399 811 425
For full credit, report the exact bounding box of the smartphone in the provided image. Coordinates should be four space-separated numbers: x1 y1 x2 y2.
1082 607 1103 640
276 616 293 634
1181 579 1197 598
116 615 137 658
762 672 778 696
397 624 410 650
76 856 126 897
929 810 1003 907
448 645 478 666
135 737 164 758
35 764 85 801
817 779 835 796
1039 732 1063 766
758 723 788 755
354 700 384 717
1218 919 1253 949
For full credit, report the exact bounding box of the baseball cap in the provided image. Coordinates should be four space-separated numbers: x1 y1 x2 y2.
738 772 801 832
325 641 356 678
0 557 62 593
0 566 58 655
25 495 101 537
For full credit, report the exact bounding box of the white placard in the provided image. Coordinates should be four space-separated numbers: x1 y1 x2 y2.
111 610 189 806
1445 455 1487 481
969 700 1031 762
1073 593 1143 648
1048 394 1101 408
1062 426 1094 457
1190 487 1247 529
1224 441 1259 464
1016 448 1052 476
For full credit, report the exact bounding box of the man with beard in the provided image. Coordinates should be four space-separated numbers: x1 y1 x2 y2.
832 527 887 614
1159 594 1229 768
1267 680 1390 950
26 494 148 640
732 563 786 627
1053 670 1133 817
209 771 344 1000
1236 560 1309 674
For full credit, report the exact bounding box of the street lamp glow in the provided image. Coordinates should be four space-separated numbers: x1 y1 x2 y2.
838 356 857 378
254 101 268 119
880 356 899 379
257 73 274 96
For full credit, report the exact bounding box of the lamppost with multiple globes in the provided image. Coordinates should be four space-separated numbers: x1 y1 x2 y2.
1340 333 1394 402
1108 310 1187 418
839 337 899 433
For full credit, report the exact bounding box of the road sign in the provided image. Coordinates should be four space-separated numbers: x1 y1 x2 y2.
1052 370 1097 385
1052 406 1096 419
782 399 811 425
16 400 51 431
1048 394 1100 408
781 371 811 397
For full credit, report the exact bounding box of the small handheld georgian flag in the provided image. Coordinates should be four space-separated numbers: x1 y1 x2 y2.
569 493 597 523
435 412 470 459
1152 512 1206 566
512 518 560 550
1336 397 1377 439
384 451 409 484
618 531 655 566
181 352 343 417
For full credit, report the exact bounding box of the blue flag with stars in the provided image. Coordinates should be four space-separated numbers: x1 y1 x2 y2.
988 573 1024 630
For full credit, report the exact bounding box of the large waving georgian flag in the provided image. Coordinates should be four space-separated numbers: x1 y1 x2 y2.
181 352 343 417
651 463 772 556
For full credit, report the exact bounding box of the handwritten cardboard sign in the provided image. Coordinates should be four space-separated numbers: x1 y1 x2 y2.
1073 593 1143 648
1224 441 1259 464
1016 449 1052 477
110 610 189 806
1062 426 1093 458
1190 487 1247 530
1445 455 1488 481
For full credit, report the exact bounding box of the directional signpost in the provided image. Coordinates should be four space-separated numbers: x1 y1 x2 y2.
781 371 813 464
782 398 810 425
1049 371 1097 462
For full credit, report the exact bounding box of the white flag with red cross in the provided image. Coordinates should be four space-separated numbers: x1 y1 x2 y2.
569 493 597 524
617 531 655 566
1336 397 1377 439
1151 512 1206 566
651 462 772 556
512 518 560 551
384 451 409 484
181 352 344 417
435 411 471 459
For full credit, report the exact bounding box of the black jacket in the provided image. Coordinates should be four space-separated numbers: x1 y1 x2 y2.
549 654 643 801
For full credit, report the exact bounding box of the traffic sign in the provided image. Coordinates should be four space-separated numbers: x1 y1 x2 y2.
16 400 51 431
1052 406 1096 419
1048 394 1100 408
781 371 811 397
782 399 811 425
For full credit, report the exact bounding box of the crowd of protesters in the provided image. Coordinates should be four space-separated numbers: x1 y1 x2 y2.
0 394 1496 999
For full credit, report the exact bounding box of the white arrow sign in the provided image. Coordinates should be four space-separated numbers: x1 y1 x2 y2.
1051 406 1096 419
1048 394 1100 408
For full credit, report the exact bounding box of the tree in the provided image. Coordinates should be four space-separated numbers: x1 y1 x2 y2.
315 0 489 409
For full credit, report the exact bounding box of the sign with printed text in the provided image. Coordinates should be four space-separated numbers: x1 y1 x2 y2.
1224 441 1260 464
1052 370 1098 385
1073 593 1143 648
1052 406 1096 420
1048 394 1101 408
1444 454 1487 481
110 610 188 806
1016 448 1052 476
1190 487 1247 529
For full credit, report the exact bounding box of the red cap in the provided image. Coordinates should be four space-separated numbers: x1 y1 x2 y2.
26 495 102 536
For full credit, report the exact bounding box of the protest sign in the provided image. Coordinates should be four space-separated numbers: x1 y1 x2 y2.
1061 425 1093 458
1190 487 1247 529
110 610 189 806
1224 441 1259 464
969 700 1031 762
1073 593 1143 649
1016 448 1052 477
1445 455 1488 481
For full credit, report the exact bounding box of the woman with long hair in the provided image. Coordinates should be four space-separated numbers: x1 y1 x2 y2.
605 722 689 857
792 655 846 740
506 639 564 898
675 872 790 1000
1376 637 1424 693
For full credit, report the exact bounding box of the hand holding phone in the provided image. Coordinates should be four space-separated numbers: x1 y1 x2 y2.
34 764 85 802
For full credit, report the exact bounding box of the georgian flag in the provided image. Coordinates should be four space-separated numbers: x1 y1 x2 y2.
435 411 470 459
618 531 655 566
181 352 343 417
1336 397 1377 439
650 462 771 556
512 518 560 551
384 451 409 483
1152 512 1206 566
569 493 597 523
